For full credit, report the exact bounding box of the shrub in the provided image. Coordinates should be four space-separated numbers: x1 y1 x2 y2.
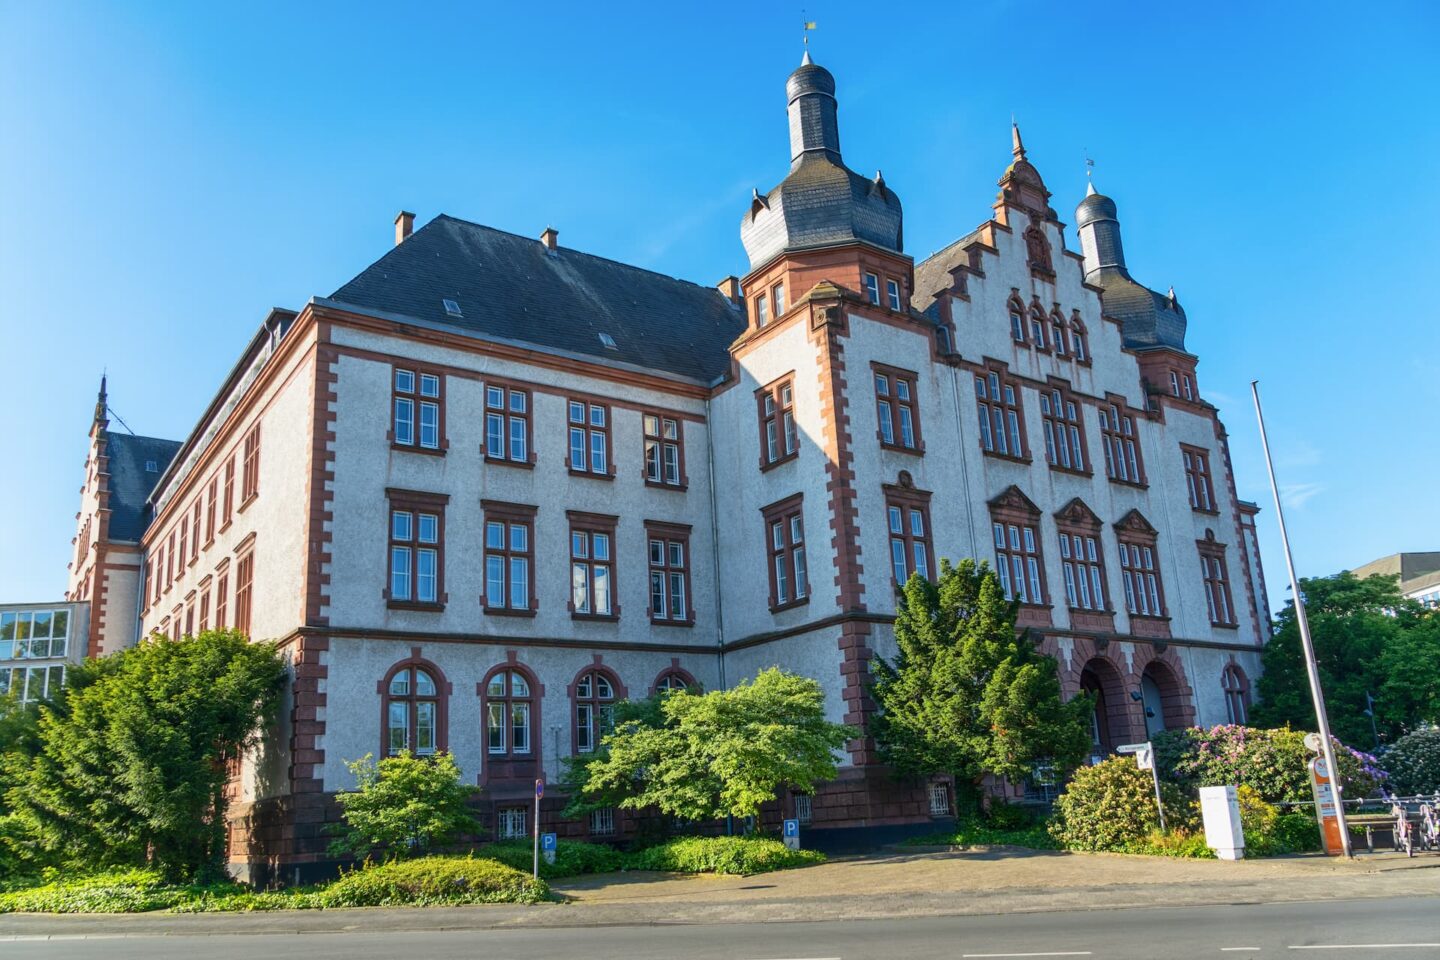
1049 757 1192 852
0 869 243 914
1125 828 1213 858
314 856 547 907
329 752 480 859
1247 812 1321 857
904 817 1058 850
631 836 824 875
1381 727 1440 795
1152 726 1385 804
485 839 628 879
983 798 1039 831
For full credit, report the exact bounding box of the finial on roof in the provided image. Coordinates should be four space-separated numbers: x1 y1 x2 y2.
94 372 108 426
802 49 812 66
1011 120 1026 160
1167 285 1179 307
1086 181 1097 196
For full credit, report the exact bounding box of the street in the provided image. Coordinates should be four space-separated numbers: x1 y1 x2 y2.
5 897 1439 960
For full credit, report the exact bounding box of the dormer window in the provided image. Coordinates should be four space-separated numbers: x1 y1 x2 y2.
863 273 880 305
756 294 770 328
885 279 901 311
145 460 158 472
442 299 462 318
598 333 618 350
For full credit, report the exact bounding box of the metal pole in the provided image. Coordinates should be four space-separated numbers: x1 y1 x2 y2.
1150 753 1167 833
1251 380 1352 857
533 781 541 880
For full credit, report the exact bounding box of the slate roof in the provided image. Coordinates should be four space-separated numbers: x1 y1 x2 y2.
741 156 904 271
104 432 182 541
911 228 984 317
329 216 747 383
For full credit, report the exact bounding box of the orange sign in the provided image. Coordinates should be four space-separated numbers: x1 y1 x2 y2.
1308 757 1345 856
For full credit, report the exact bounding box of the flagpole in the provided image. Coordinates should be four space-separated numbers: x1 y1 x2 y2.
1250 380 1352 857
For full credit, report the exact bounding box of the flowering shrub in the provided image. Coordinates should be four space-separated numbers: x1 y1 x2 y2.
1049 757 1193 852
1151 726 1385 804
1382 727 1440 795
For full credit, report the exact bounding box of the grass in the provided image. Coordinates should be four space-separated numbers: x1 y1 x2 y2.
630 836 825 875
904 816 1059 851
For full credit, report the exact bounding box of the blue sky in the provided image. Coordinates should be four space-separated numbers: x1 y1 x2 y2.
2 1 1436 611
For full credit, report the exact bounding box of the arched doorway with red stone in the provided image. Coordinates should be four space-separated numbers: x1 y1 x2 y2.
1078 656 1131 759
1138 656 1194 737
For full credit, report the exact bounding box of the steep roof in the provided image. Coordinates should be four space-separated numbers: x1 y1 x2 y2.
105 432 182 542
329 215 746 383
911 227 984 316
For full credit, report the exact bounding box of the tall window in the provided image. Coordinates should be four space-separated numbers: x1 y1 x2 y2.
222 457 235 527
190 500 202 559
1182 446 1217 512
167 531 176 588
241 423 261 504
1222 665 1249 724
1039 386 1086 472
643 414 684 487
482 502 536 613
1030 308 1048 350
198 581 211 633
1009 308 1026 343
384 663 440 757
646 521 692 624
757 377 798 467
574 670 617 754
863 272 880 304
1070 316 1089 362
393 367 442 451
484 385 531 465
215 562 229 629
205 478 217 544
1199 540 1236 626
762 494 808 610
1058 530 1107 612
485 668 532 756
177 518 189 573
234 549 254 637
772 282 785 316
975 369 1026 458
887 499 932 586
885 278 902 311
1051 310 1068 357
569 512 616 618
387 490 447 607
1119 541 1164 618
755 293 770 327
994 521 1045 604
1169 369 1195 400
874 366 920 451
567 400 611 477
1099 402 1144 484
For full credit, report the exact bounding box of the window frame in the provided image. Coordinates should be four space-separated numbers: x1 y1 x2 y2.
1030 306 1050 352
233 542 254 637
862 272 880 305
1008 294 1027 344
974 363 1030 462
481 662 539 763
1098 397 1147 486
378 657 449 758
570 666 626 755
221 457 235 530
1181 444 1218 513
771 281 785 317
566 399 614 479
755 292 770 328
645 520 694 626
190 499 202 563
385 488 449 610
205 477 217 545
1198 535 1237 628
239 423 261 508
1038 381 1089 475
481 501 538 616
197 576 212 633
885 277 902 311
1222 664 1250 724
483 383 535 468
642 411 687 490
1117 524 1167 622
1069 313 1091 364
988 487 1048 611
390 365 447 455
568 511 619 621
214 559 229 629
1055 503 1109 615
761 493 809 612
883 481 935 588
756 374 799 470
872 362 923 454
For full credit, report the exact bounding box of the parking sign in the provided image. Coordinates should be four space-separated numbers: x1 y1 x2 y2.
782 818 800 851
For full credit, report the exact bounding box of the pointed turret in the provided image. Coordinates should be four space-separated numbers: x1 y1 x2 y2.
92 374 109 432
994 122 1052 220
1075 182 1187 350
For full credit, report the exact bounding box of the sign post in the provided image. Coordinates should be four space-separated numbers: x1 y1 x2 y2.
533 778 544 880
1118 741 1165 832
782 818 800 852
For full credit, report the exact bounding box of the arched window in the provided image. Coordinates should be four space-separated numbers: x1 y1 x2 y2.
485 668 533 757
1030 308 1049 350
655 671 691 694
1008 295 1027 344
384 664 440 757
1051 309 1068 357
574 670 618 754
1070 314 1089 362
1222 665 1249 724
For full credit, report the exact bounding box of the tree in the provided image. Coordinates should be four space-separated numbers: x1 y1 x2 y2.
568 668 854 823
869 559 1091 801
329 751 480 859
1252 572 1432 745
6 629 287 881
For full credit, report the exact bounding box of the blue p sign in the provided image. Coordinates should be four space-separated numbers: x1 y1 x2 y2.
541 832 557 851
784 818 799 837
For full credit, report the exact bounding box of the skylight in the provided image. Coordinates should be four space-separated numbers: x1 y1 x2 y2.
443 299 463 317
145 460 157 472
598 333 618 350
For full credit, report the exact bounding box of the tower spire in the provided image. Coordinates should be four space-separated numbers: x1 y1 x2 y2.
93 372 108 427
1011 120 1026 160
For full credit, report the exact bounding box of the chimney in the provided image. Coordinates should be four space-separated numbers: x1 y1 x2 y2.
394 211 415 246
716 276 742 303
540 226 559 252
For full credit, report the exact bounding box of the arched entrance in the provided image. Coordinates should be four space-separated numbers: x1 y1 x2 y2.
1140 659 1188 735
1078 656 1129 757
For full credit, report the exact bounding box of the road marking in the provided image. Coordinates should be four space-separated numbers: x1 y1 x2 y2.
962 953 1093 958
1288 946 1440 951
1221 950 1262 953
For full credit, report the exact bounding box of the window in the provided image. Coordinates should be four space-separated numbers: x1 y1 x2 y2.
1030 309 1048 350
167 531 176 588
1 609 69 660
0 664 64 705
646 521 693 624
863 272 880 305
234 549 254 636
1199 539 1236 626
485 668 532 756
874 365 920 452
198 581 211 633
1119 540 1165 618
497 808 527 840
1098 401 1144 484
215 562 229 629
886 278 901 311
184 598 195 637
190 500 202 560
574 670 618 754
393 367 443 451
794 793 813 825
655 669 692 693
569 512 617 618
1052 311 1068 357
643 413 685 488
762 494 808 610
772 282 785 316
928 782 951 816
1182 446 1217 512
975 368 1026 458
177 517 189 573
1009 309 1026 343
1182 374 1194 401
1070 316 1089 362
484 385 532 465
241 423 261 504
884 481 933 586
989 488 1047 606
222 457 235 527
384 663 442 756
1169 370 1195 401
152 545 163 604
1059 531 1107 612
589 807 616 837
387 489 448 607
757 377 798 467
567 400 611 477
205 478 217 544
1039 386 1086 472
482 502 536 614
755 293 770 327
1222 665 1249 724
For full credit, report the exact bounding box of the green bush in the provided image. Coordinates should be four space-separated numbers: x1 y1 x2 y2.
0 869 246 914
1247 812 1321 857
1152 726 1385 804
631 836 824 875
1049 757 1192 852
1382 727 1440 795
313 856 547 907
904 818 1058 850
329 752 480 859
485 839 628 879
1124 828 1214 858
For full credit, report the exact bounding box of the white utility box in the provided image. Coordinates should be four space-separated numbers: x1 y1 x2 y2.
1199 785 1244 860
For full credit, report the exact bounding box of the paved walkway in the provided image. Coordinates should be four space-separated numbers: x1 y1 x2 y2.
4 847 1438 938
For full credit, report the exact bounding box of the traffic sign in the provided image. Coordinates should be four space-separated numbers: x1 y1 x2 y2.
782 818 800 851
535 778 544 799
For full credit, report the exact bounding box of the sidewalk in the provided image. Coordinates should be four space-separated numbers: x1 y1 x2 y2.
4 847 1438 939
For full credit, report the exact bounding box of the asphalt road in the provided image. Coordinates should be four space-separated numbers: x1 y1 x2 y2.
5 897 1439 959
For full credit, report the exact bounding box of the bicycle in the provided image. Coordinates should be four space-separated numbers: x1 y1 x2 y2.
1390 795 1415 857
1418 794 1440 853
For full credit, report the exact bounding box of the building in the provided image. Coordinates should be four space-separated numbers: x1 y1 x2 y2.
0 601 88 705
64 55 1268 880
1352 553 1440 608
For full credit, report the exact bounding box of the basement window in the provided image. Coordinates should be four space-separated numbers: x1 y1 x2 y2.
442 299 463 318
598 333 618 350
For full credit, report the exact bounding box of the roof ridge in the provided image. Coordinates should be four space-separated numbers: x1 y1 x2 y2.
106 431 183 447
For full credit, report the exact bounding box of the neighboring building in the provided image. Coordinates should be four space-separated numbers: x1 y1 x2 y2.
64 55 1268 880
0 601 88 705
1352 553 1440 608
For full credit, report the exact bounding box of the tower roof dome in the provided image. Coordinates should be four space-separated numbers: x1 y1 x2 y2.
1075 182 1118 229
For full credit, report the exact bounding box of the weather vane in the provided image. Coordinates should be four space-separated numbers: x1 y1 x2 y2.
803 12 817 48
1085 149 1095 181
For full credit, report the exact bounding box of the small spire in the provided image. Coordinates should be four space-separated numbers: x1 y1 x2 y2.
1011 121 1026 160
1086 181 1097 196
93 372 108 426
801 49 812 66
